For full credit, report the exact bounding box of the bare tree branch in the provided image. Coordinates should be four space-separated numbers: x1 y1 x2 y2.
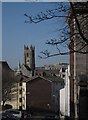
24 13 67 24
70 2 88 44
24 2 88 58
38 51 69 59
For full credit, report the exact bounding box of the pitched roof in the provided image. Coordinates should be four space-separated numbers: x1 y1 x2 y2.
24 74 64 83
22 64 31 71
0 61 13 71
43 75 64 82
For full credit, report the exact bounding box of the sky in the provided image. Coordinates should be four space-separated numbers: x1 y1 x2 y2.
2 2 69 69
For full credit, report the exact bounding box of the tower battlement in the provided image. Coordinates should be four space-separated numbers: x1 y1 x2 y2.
24 45 35 75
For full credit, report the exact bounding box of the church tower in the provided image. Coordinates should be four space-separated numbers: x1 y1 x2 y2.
24 45 35 75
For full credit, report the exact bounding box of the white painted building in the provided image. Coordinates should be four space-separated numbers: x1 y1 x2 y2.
60 65 70 117
5 81 26 110
17 81 26 110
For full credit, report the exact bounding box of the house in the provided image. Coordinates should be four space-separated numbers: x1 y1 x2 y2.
60 65 70 118
5 83 18 109
25 75 64 113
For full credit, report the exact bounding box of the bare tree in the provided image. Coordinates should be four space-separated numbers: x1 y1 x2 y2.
2 88 11 107
24 2 88 58
1 62 18 107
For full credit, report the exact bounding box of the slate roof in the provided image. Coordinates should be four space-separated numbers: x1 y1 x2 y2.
0 61 13 71
23 64 31 71
23 74 64 83
43 75 64 82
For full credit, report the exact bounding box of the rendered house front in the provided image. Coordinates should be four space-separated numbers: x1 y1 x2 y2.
26 76 64 113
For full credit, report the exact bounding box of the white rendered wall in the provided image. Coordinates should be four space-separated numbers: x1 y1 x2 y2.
65 65 70 116
60 65 70 117
60 87 65 116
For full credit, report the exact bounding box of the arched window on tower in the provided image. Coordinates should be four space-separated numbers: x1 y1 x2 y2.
27 53 29 57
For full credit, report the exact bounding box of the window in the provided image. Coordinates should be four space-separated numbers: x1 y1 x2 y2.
19 98 22 102
19 89 22 94
19 106 22 110
19 82 22 86
27 53 29 57
27 60 29 63
62 75 65 78
62 68 65 72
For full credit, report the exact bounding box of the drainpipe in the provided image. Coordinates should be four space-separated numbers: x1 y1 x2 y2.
73 18 78 119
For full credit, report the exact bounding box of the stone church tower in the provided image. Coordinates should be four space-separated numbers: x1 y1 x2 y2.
24 45 35 75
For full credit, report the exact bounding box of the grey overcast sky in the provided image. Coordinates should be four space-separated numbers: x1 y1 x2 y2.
2 2 69 69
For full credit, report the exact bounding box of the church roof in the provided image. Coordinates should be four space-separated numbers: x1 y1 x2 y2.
23 64 31 71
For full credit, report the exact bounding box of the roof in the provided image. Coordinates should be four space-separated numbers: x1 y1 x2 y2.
43 75 64 82
35 68 60 74
24 74 64 83
22 64 31 71
0 61 13 71
1 61 18 91
35 64 68 74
